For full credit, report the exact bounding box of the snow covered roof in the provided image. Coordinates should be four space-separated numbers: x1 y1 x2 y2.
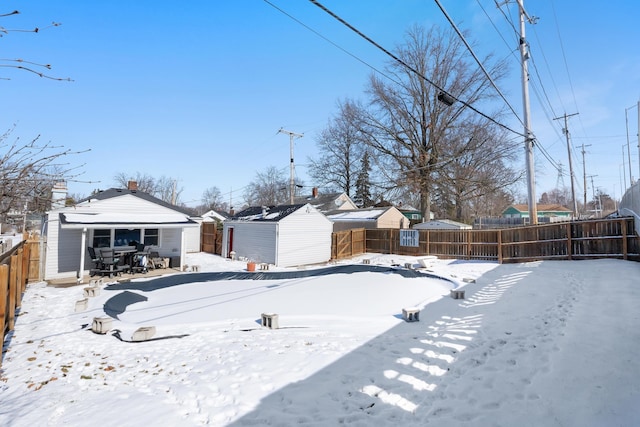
325 207 388 221
76 188 198 217
59 212 198 229
229 204 308 222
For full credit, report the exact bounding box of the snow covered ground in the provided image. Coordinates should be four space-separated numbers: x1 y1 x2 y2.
1 252 639 426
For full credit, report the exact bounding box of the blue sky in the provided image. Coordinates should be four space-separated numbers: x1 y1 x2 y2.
2 0 639 209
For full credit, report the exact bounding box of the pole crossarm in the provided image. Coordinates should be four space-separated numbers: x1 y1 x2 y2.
277 128 304 204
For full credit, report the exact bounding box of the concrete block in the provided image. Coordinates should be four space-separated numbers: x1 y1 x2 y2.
259 263 269 270
91 317 113 334
261 313 279 329
462 277 476 283
362 258 371 264
191 264 200 272
83 286 100 297
404 262 413 269
402 307 420 322
450 289 465 299
75 298 88 312
132 326 156 341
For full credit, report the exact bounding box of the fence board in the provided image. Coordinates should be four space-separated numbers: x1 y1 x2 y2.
352 218 638 263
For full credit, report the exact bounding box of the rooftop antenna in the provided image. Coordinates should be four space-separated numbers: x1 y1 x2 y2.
278 128 303 204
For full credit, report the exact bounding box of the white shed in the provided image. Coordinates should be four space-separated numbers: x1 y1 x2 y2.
221 204 333 268
43 187 200 281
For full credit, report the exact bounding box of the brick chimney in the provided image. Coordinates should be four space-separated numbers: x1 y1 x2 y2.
312 187 318 198
127 180 138 191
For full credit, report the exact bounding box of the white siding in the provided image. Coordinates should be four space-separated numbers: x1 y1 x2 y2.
277 206 332 267
184 225 201 253
44 193 197 280
224 222 277 264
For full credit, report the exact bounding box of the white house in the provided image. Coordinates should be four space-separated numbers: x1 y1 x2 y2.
412 219 472 230
326 206 410 232
201 209 229 223
43 183 200 282
221 203 333 268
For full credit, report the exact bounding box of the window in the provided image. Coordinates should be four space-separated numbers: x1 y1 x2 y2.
144 228 159 246
93 229 111 248
114 229 141 247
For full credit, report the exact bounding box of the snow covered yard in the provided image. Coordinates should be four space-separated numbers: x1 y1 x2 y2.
1 253 639 426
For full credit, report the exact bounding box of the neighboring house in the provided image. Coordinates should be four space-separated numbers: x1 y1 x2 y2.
221 203 332 268
294 187 358 213
413 219 472 230
502 204 573 218
326 206 410 232
42 182 200 281
398 206 435 223
201 209 229 223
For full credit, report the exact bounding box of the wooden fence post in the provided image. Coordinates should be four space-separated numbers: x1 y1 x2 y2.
497 229 503 264
0 264 8 356
16 248 24 306
621 219 628 261
8 255 18 330
466 230 471 260
566 222 573 261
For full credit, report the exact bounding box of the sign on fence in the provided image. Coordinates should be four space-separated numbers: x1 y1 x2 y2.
399 230 419 247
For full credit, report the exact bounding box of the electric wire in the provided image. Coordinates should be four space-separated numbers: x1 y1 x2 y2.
434 0 525 129
306 0 525 138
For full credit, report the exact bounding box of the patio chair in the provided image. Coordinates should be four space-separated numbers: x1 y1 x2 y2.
87 247 102 276
130 243 150 273
99 249 127 277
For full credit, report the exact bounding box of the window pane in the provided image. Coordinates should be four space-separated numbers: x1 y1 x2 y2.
93 229 111 248
144 228 159 246
114 229 141 247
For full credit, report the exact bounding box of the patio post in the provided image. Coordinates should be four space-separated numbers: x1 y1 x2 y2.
78 227 87 283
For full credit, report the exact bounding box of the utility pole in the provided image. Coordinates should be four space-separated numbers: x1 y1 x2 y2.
517 0 538 224
580 143 591 211
278 128 303 204
553 112 579 217
625 105 635 184
588 175 601 217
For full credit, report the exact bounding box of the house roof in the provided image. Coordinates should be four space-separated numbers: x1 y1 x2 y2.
507 204 572 213
413 219 472 230
293 192 355 212
201 209 229 222
77 188 198 217
325 207 391 221
59 212 198 229
230 204 308 222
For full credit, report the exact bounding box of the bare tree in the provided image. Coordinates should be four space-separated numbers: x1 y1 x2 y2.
308 100 368 195
200 186 228 213
435 122 521 221
243 166 291 207
113 172 182 204
1 9 71 81
351 25 510 221
0 128 86 216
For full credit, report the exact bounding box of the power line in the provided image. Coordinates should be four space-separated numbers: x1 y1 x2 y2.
307 0 525 137
434 0 524 128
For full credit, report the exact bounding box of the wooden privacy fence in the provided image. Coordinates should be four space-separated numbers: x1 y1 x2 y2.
331 228 366 260
360 217 638 263
201 222 223 255
1 236 39 366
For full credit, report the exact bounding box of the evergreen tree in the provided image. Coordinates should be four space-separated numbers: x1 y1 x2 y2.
354 152 373 208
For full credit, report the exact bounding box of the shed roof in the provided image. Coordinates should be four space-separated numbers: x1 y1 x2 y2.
506 204 572 213
230 204 308 222
325 207 390 221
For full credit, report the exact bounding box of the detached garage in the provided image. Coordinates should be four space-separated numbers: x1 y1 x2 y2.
221 204 332 268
